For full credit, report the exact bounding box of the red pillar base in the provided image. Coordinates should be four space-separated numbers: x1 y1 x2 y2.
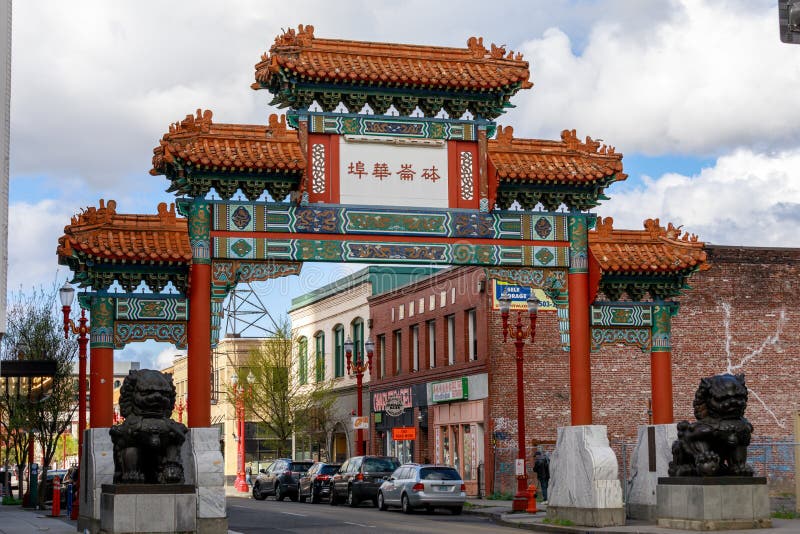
234 475 249 493
512 491 528 512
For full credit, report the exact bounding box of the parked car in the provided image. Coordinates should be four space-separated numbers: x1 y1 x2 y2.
377 464 466 514
329 455 400 507
252 459 313 501
298 462 340 503
40 469 69 504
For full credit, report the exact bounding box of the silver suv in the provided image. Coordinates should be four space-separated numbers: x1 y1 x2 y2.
377 464 466 514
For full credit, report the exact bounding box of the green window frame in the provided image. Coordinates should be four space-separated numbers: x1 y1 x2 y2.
352 318 364 365
315 331 325 383
334 325 345 378
298 337 308 385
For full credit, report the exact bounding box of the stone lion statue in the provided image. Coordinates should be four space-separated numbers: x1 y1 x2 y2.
668 373 754 477
109 369 189 484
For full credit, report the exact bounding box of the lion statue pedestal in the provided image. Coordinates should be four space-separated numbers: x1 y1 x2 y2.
78 370 227 534
656 374 771 531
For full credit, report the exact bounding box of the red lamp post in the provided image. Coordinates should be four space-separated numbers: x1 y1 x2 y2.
232 371 254 493
345 336 374 456
176 396 186 424
498 293 539 513
59 282 88 520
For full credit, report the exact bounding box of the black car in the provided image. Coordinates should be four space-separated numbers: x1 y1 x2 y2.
330 455 400 507
252 459 313 501
298 462 340 504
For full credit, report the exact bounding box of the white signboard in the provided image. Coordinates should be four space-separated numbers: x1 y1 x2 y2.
515 458 525 476
338 136 449 208
352 416 369 430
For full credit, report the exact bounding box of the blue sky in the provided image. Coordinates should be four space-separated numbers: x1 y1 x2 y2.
6 0 800 368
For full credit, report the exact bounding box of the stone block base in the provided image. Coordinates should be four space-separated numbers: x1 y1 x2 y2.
657 478 772 531
547 505 626 527
197 517 229 534
626 424 677 520
100 484 196 533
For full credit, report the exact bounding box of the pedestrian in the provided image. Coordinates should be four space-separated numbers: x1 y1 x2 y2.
533 451 550 503
245 465 252 488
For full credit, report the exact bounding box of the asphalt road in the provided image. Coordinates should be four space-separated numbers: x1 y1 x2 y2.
227 496 519 533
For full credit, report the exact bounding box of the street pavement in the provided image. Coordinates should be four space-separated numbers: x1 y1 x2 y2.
2 496 800 533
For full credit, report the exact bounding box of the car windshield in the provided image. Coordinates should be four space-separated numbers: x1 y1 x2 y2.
363 458 399 472
420 467 461 480
291 463 312 472
320 465 340 475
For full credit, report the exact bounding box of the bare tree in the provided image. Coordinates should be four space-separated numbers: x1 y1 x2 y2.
1 287 76 506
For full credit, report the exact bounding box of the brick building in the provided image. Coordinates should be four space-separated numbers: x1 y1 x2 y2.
366 244 799 496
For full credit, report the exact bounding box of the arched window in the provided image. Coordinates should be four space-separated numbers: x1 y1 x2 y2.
298 336 308 385
314 331 325 383
351 318 364 366
333 324 345 378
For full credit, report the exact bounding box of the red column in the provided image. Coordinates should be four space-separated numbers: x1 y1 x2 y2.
651 350 673 424
90 346 114 428
650 304 674 424
568 215 592 426
188 262 212 428
356 372 364 456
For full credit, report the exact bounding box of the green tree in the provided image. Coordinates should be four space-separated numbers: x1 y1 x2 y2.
228 319 334 458
1 286 77 506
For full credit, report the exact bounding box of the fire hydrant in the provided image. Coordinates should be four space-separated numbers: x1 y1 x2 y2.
51 476 61 517
526 481 538 513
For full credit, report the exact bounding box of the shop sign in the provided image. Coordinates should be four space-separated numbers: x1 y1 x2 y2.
492 280 555 311
385 395 405 417
431 377 469 403
352 416 369 430
373 387 412 412
392 427 417 441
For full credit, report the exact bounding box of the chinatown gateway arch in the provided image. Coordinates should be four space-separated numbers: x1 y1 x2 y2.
57 25 707 530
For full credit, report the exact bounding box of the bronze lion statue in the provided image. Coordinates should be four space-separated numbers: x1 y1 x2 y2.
109 369 189 484
668 373 754 477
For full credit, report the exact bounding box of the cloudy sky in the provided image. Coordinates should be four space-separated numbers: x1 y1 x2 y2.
6 0 799 368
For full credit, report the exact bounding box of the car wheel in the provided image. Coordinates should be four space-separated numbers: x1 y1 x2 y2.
377 492 387 511
451 506 463 515
401 494 413 514
289 490 298 502
329 484 339 506
347 486 359 507
310 488 320 504
275 484 285 501
252 483 266 501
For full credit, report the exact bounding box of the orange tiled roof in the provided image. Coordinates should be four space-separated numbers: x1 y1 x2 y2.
254 25 532 92
489 126 626 183
589 217 708 275
57 200 191 264
150 110 304 176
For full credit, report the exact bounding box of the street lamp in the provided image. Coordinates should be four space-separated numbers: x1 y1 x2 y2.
58 281 88 520
231 371 255 492
498 292 539 513
345 336 374 456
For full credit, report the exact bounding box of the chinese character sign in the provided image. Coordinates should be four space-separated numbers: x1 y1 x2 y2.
339 137 449 208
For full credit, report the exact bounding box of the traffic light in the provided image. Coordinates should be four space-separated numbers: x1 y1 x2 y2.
780 0 800 44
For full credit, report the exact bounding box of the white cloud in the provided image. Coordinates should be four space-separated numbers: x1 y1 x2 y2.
508 0 800 156
600 148 800 246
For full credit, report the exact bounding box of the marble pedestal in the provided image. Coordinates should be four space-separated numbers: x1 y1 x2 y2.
547 425 625 527
80 427 227 534
627 424 677 520
100 484 196 533
657 477 772 531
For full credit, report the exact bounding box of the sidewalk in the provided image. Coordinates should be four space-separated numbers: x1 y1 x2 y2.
465 500 800 534
0 506 75 534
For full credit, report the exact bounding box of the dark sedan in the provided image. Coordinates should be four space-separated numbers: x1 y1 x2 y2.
298 462 340 503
